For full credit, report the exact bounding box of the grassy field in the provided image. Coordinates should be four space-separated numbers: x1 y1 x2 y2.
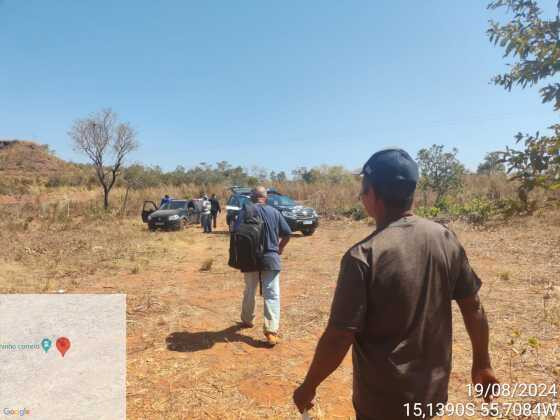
1 202 559 419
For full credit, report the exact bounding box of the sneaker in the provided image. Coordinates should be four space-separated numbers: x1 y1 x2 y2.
264 332 278 347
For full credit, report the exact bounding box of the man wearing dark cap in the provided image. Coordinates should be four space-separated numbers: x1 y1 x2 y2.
293 149 498 419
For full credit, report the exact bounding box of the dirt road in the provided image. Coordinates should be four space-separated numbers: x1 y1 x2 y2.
4 212 559 419
113 215 559 419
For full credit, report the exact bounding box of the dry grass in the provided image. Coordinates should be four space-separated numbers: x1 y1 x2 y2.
0 214 194 293
1 205 559 419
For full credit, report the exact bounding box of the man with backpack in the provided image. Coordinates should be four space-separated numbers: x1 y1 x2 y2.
293 149 498 419
230 186 291 346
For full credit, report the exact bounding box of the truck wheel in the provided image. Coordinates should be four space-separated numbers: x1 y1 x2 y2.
181 219 188 230
302 228 315 236
148 225 156 232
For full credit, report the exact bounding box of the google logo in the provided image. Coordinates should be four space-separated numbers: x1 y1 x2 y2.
3 408 30 416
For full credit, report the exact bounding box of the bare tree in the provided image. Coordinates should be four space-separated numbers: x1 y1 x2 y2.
69 109 139 209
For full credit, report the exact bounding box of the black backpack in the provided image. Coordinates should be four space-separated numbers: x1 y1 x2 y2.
228 203 265 272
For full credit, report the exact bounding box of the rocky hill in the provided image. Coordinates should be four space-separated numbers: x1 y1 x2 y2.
0 140 91 195
0 140 77 176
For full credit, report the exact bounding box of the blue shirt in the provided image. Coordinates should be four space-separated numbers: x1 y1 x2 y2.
235 203 292 271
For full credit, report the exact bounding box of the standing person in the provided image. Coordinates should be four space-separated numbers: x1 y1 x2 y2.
187 199 195 224
192 197 203 225
160 194 171 207
235 186 291 346
210 194 221 229
293 149 498 419
201 195 212 233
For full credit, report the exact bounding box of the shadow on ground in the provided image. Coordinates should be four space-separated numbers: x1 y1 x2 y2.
166 324 269 352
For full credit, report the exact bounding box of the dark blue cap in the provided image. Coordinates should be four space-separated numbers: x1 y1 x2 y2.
361 148 419 199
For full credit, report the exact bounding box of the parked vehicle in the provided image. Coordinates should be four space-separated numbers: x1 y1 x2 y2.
225 187 319 235
266 192 319 236
142 199 191 231
225 187 252 231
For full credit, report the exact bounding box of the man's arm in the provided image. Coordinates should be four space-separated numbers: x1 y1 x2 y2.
293 326 354 413
279 236 290 255
277 209 292 254
457 293 499 402
294 253 367 413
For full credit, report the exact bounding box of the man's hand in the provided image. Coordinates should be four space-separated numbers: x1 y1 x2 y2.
472 366 499 402
292 326 353 414
293 382 315 414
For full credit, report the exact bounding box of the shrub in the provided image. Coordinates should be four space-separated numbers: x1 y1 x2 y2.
416 197 495 225
493 198 529 219
415 206 441 219
343 204 368 221
458 197 495 225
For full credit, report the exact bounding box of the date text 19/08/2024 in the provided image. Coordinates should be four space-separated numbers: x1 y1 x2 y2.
467 382 558 399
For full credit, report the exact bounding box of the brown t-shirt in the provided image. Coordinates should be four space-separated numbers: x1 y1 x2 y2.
329 215 481 420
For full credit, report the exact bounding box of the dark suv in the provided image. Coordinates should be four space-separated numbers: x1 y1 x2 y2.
266 192 319 236
225 187 319 236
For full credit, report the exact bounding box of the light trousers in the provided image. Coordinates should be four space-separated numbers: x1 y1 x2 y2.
241 270 280 333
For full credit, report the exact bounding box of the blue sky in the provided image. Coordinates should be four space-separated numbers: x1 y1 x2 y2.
0 0 557 174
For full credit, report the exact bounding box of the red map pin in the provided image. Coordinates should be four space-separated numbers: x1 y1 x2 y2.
56 337 71 357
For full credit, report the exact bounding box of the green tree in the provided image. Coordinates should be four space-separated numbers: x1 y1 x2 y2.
292 167 317 183
270 171 287 182
477 151 506 175
416 145 465 204
487 0 560 205
291 165 354 184
123 164 163 188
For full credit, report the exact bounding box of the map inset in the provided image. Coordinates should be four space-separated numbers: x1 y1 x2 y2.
0 294 125 420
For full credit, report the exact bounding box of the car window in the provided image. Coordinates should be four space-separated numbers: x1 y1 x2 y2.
228 196 239 206
268 197 280 206
143 201 157 212
268 195 295 206
227 194 251 208
238 195 250 207
161 200 186 210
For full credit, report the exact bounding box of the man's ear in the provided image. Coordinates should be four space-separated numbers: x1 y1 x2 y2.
367 184 377 203
368 185 385 214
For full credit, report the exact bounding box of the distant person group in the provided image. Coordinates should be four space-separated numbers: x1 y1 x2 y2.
158 192 221 233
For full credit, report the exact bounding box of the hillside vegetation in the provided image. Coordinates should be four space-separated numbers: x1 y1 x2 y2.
1 139 558 225
0 140 91 195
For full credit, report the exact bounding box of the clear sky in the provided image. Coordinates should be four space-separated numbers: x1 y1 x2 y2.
0 0 557 174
